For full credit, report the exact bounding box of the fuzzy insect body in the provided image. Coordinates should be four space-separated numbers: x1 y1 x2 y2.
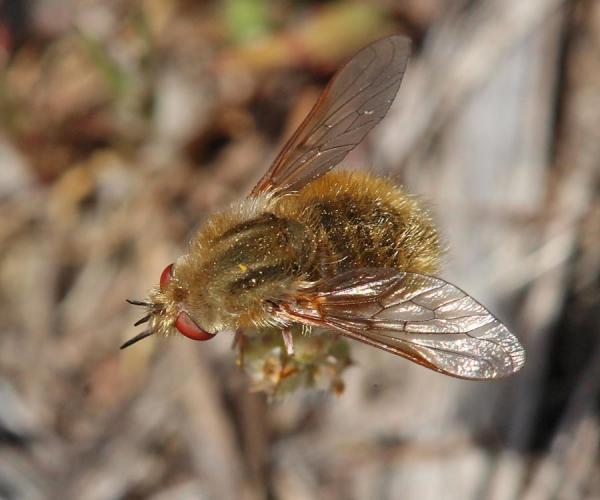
155 171 440 335
124 35 525 388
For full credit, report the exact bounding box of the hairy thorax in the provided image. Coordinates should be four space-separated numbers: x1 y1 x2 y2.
175 171 441 332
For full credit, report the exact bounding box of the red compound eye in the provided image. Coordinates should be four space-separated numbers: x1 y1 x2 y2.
174 311 216 341
159 263 174 290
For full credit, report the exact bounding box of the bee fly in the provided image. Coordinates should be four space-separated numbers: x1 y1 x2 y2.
124 35 526 383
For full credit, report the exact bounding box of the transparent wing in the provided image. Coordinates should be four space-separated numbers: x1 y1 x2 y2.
275 269 526 380
250 35 411 198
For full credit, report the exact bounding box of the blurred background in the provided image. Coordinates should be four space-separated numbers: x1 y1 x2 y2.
0 0 599 499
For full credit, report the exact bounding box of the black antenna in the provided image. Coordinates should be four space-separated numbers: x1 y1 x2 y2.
126 299 152 307
133 314 151 327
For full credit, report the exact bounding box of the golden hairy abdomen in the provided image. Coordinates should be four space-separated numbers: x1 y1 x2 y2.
274 171 441 279
184 171 441 330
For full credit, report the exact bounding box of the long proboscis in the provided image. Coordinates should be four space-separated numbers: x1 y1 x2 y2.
122 299 160 349
120 329 154 349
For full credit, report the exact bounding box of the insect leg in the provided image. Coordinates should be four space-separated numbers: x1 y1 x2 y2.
232 329 246 368
281 327 294 356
